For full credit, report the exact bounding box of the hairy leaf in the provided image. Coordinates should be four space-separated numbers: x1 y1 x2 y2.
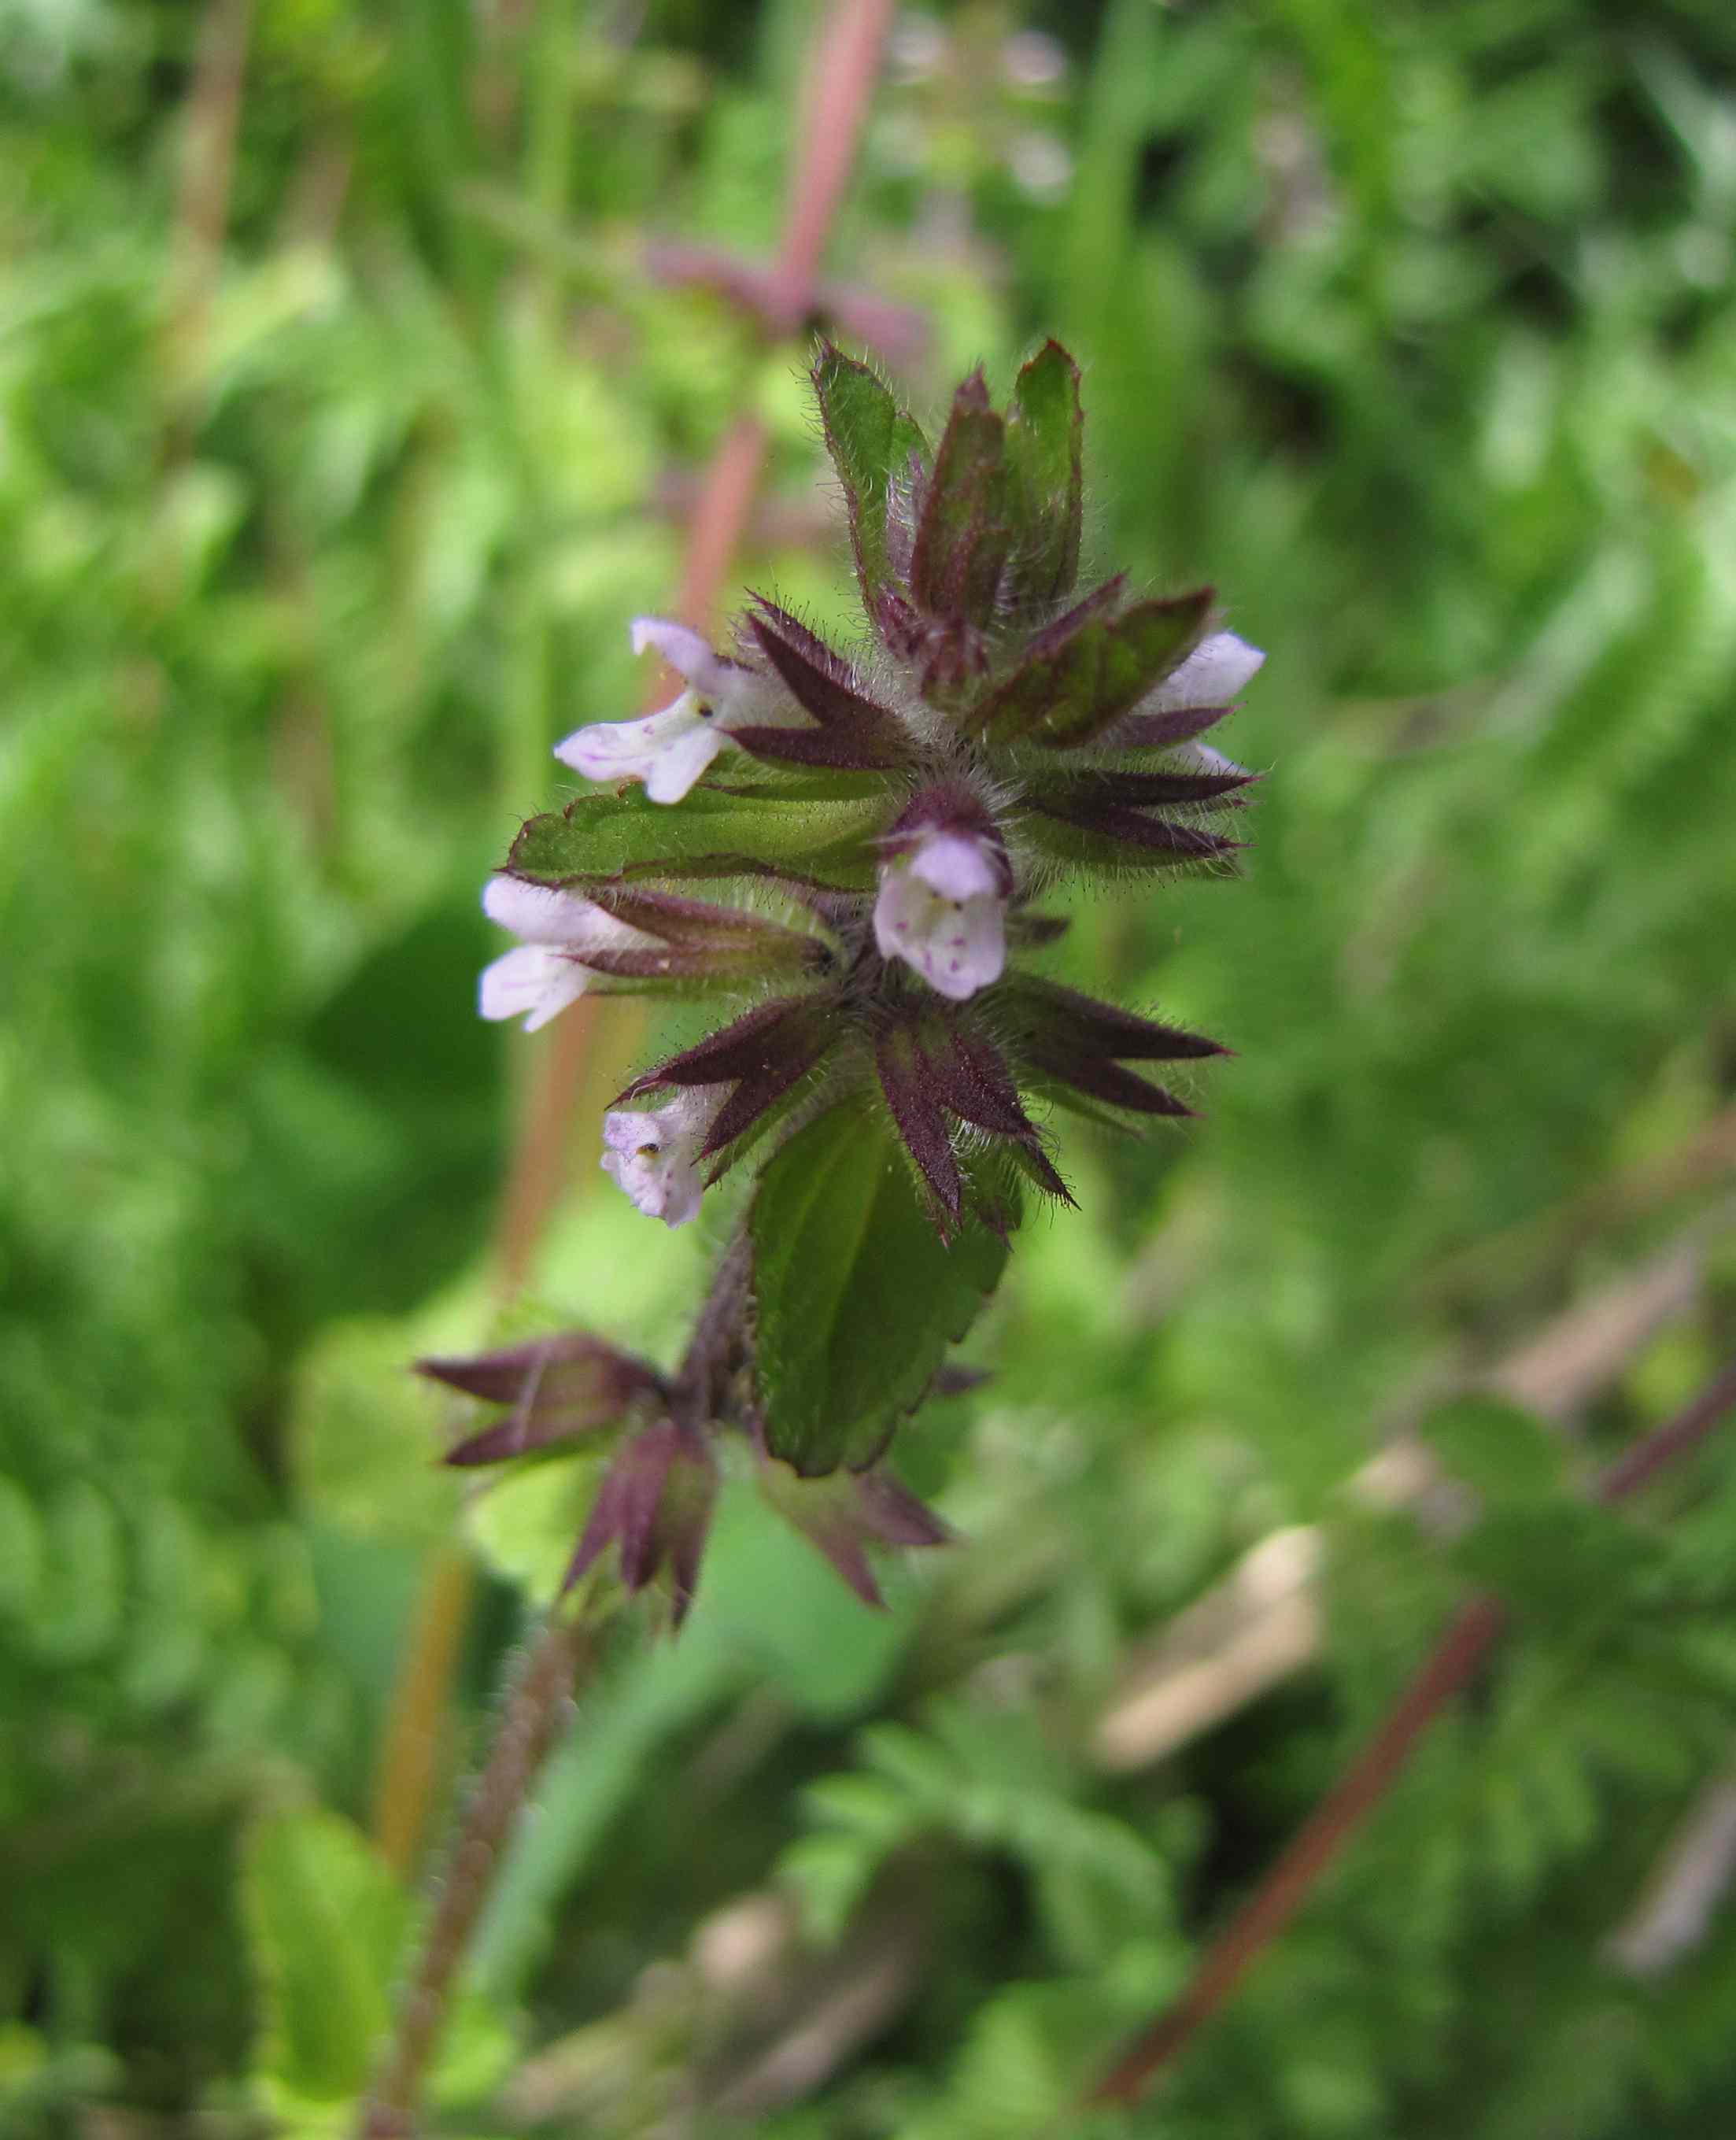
910 368 1011 627
750 1103 1013 1475
976 587 1214 745
510 780 887 889
812 344 929 615
1003 339 1084 606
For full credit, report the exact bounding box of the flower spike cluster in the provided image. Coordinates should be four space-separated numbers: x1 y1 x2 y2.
455 342 1264 1621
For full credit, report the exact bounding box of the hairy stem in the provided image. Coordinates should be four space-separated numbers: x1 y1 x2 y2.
357 1613 596 2137
1090 1355 1736 2105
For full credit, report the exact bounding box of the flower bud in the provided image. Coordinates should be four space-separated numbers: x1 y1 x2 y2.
421 1333 668 1465
565 1421 717 1625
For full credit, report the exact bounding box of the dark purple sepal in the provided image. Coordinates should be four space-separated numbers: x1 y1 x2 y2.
1002 1135 1077 1204
923 1026 1036 1138
874 584 923 659
961 576 1134 738
1092 702 1236 753
1034 767 1259 811
973 584 1213 747
422 1335 667 1465
910 368 1011 632
582 885 820 950
1029 796 1243 863
758 1454 951 1608
744 601 909 744
563 1421 717 1627
875 1024 963 1223
697 1042 833 1159
616 996 840 1100
570 943 811 984
1035 1052 1195 1118
729 724 914 773
925 1027 1077 1203
1003 977 1229 1063
877 1020 1077 1214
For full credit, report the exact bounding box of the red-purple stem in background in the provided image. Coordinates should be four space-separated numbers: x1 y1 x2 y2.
1091 1357 1736 2107
493 0 900 1292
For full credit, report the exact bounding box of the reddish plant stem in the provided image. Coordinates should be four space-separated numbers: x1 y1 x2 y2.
769 0 898 331
1594 1358 1736 1505
1091 1356 1736 2107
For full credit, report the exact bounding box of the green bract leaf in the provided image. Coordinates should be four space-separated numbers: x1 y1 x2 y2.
510 779 888 890
910 368 1010 629
812 344 929 617
243 1809 400 2101
750 1103 1013 1477
977 587 1213 745
1004 340 1084 606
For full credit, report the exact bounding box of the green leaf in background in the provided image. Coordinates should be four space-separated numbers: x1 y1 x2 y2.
1454 1502 1665 1630
1003 340 1084 607
242 1809 512 2109
750 1103 1012 1476
508 780 887 889
811 343 930 615
1420 1394 1568 1504
242 1809 404 2101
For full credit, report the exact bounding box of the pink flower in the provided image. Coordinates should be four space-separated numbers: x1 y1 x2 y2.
874 822 1010 1001
555 619 801 804
478 877 656 1033
1141 630 1264 713
599 1087 723 1228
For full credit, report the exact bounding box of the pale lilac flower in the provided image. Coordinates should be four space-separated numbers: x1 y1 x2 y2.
600 1087 722 1229
478 876 656 1033
874 825 1008 1001
1141 630 1265 714
555 619 798 805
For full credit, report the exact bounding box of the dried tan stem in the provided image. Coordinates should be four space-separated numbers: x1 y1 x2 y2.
161 0 255 454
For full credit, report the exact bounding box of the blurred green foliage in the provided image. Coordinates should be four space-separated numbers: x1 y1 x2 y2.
3 0 1735 2132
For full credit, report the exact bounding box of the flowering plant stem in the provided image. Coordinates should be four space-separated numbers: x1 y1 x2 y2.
354 5 899 2127
1089 1355 1736 2108
356 1612 596 2139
